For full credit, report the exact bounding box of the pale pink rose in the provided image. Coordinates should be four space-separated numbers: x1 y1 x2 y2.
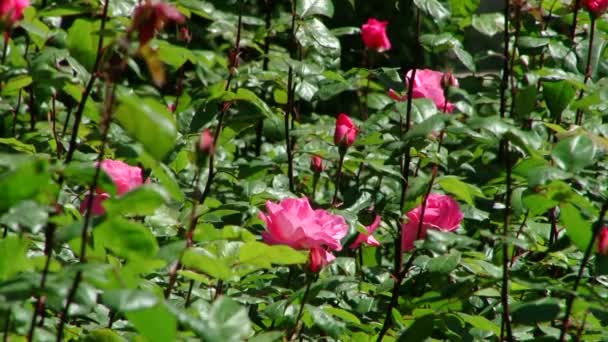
79 193 110 216
361 18 391 52
405 69 459 113
309 247 336 273
334 113 358 148
583 0 608 15
0 0 29 25
350 215 381 249
598 226 608 255
259 197 348 272
401 193 463 252
98 159 144 195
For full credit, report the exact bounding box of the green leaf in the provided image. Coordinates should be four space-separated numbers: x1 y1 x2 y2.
414 0 450 22
306 305 345 337
0 236 32 281
67 19 97 71
397 314 435 341
126 304 177 342
471 13 504 36
560 203 592 251
103 185 167 216
181 249 235 281
102 289 159 312
551 135 596 172
427 251 461 274
239 241 308 268
458 313 500 336
63 162 117 196
403 114 447 142
0 157 50 213
543 80 576 119
297 0 334 18
511 298 561 324
0 138 36 154
83 329 126 342
115 92 177 160
438 176 484 205
200 297 253 342
1 75 32 95
94 218 159 260
514 85 537 118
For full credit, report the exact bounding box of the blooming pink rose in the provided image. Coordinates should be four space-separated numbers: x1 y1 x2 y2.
404 69 459 113
259 197 348 272
98 159 144 195
361 18 391 52
199 129 214 155
0 0 28 26
334 113 358 148
349 215 381 249
583 0 608 16
598 226 608 255
311 155 324 173
80 160 144 216
401 193 463 252
131 0 185 46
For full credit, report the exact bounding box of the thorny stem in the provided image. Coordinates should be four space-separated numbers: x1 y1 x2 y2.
570 0 581 41
332 149 346 206
559 201 608 342
288 274 314 340
500 139 514 342
64 0 111 163
56 82 116 342
499 0 510 119
510 211 529 267
255 0 273 156
284 0 297 193
509 2 522 116
49 94 63 158
574 16 596 126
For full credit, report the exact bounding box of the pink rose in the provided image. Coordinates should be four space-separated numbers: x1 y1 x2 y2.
334 113 358 148
131 0 185 46
310 155 324 173
401 193 463 252
349 215 381 249
361 18 391 52
404 69 459 113
0 0 28 26
80 160 144 216
259 197 349 272
98 159 144 195
198 129 214 155
583 0 608 16
598 226 608 255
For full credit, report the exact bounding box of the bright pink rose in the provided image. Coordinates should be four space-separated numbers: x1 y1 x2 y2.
0 0 28 26
259 197 348 272
598 226 608 255
405 69 459 113
401 193 463 252
79 193 110 216
311 155 324 173
361 18 391 52
98 159 144 195
309 247 336 272
334 113 358 148
350 215 381 249
583 0 608 15
80 160 144 216
131 0 185 45
199 129 214 155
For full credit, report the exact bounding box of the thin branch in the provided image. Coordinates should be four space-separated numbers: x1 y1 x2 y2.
574 16 596 126
500 139 514 342
559 200 608 342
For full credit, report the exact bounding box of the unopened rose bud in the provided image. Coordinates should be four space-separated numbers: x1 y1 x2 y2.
198 129 214 156
311 155 324 173
598 226 608 256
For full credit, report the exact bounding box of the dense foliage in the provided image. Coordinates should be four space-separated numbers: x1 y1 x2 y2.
1 0 608 341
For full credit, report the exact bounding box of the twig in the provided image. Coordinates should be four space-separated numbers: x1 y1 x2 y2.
331 149 345 206
56 82 116 342
570 0 581 41
284 0 297 193
499 0 511 119
559 200 608 342
288 274 314 340
64 0 111 163
574 16 596 126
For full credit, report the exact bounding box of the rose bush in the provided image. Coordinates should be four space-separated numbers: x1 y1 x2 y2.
1 0 608 341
